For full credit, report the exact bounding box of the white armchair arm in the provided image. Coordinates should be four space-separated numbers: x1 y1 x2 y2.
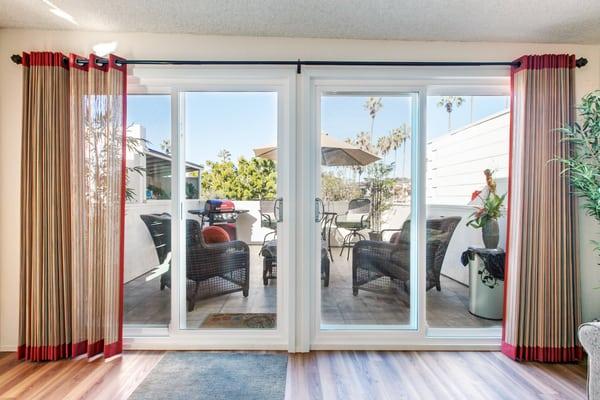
579 321 600 400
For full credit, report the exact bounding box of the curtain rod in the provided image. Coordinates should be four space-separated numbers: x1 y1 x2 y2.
9 54 589 74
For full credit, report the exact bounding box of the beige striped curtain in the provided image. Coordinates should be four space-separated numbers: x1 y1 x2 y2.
18 52 127 361
502 54 582 362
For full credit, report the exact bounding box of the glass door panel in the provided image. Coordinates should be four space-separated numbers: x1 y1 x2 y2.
183 91 279 329
124 94 172 327
318 93 416 328
425 94 509 330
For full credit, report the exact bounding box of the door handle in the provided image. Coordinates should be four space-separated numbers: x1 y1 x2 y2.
315 197 324 222
274 197 283 222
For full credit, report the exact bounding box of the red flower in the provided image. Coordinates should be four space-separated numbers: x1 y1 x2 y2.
471 190 482 201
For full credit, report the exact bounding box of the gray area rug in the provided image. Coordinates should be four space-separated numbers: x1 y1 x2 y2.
130 352 288 400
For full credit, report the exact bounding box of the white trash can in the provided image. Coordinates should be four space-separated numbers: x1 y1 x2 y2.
467 247 504 320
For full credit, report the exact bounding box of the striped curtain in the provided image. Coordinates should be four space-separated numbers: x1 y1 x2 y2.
18 52 127 361
502 54 582 362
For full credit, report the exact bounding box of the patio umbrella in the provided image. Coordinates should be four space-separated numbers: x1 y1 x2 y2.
253 134 380 166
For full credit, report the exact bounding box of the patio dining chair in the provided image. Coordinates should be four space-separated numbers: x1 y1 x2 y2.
352 216 460 295
260 199 277 247
335 198 371 260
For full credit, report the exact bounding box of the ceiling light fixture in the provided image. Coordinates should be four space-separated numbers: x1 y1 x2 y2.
42 0 78 25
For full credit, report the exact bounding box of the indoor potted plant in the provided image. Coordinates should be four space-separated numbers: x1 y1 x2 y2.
467 169 506 249
555 90 600 267
555 90 600 400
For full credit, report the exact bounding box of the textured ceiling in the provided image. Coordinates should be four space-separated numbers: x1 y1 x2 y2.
1 0 600 44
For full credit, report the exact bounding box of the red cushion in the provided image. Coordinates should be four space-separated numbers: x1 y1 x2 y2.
202 226 230 244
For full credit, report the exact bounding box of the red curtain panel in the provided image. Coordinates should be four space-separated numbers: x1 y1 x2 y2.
502 54 582 362
18 52 127 361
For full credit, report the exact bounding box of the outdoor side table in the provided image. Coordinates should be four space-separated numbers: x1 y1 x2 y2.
462 247 505 320
261 239 330 287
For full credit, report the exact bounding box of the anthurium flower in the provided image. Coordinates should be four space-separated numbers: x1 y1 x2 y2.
471 190 482 201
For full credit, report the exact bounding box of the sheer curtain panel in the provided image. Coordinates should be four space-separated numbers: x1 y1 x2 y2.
18 52 127 361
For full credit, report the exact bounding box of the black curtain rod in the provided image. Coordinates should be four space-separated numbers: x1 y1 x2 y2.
10 54 589 73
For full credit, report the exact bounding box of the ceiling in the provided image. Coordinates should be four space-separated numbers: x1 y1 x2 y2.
1 0 600 44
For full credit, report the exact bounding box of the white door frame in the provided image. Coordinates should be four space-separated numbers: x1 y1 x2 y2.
297 67 509 351
124 67 297 350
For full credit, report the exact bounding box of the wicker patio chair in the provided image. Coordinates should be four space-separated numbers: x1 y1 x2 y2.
140 213 172 290
140 214 250 311
352 216 460 295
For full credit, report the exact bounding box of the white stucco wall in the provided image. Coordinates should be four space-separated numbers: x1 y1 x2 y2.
1 29 599 349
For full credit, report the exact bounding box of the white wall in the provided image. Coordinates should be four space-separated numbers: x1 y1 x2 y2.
1 29 599 349
427 111 510 205
125 201 172 282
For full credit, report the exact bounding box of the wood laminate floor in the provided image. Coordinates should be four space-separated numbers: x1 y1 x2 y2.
0 351 586 400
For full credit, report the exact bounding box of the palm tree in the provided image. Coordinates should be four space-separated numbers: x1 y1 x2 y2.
347 131 375 183
364 97 383 142
389 124 411 177
437 96 465 131
355 131 375 154
377 135 392 161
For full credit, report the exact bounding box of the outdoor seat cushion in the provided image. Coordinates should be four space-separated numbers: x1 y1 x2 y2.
390 227 443 245
202 225 230 244
336 213 369 229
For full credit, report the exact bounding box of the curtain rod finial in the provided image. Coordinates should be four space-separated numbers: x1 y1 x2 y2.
576 57 588 68
11 54 22 65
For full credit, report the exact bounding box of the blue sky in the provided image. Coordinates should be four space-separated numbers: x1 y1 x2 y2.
127 93 508 176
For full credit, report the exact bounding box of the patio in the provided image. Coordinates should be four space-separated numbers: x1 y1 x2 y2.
124 243 499 329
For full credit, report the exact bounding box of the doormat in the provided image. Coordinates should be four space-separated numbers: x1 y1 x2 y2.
200 313 276 329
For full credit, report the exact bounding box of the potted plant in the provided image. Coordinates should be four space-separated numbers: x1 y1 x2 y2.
555 90 600 399
555 90 600 263
467 169 506 249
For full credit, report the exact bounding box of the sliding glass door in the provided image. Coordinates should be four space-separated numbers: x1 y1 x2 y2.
425 93 509 334
317 91 418 329
181 91 281 330
124 94 173 328
124 66 509 350
123 68 295 349
302 70 509 350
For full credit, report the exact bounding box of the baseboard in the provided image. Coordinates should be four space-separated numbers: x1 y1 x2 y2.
0 345 16 352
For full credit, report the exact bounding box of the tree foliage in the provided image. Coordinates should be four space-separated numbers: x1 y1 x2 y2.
321 171 361 201
363 162 396 232
201 156 277 200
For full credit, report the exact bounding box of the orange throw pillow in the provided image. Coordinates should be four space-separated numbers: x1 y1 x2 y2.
202 225 231 244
